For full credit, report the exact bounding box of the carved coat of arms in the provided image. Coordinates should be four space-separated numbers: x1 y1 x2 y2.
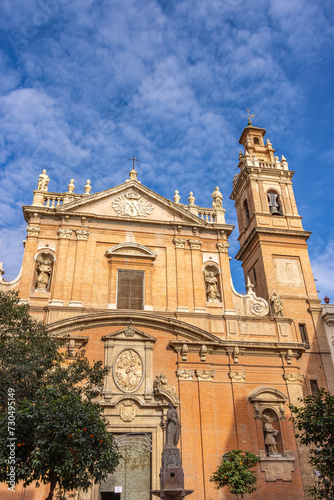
112 190 153 217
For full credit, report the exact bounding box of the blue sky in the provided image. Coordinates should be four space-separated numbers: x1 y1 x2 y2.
0 0 333 300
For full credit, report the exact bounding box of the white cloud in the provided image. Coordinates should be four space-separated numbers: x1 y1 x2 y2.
0 0 333 287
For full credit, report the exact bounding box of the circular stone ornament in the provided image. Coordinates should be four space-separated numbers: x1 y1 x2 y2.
113 349 143 392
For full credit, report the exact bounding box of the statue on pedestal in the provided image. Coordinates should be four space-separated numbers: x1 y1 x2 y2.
151 402 193 500
37 169 50 192
270 292 284 316
263 415 279 455
204 270 220 301
166 402 181 447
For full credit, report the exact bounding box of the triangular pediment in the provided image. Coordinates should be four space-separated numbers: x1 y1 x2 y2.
102 326 157 343
56 180 208 225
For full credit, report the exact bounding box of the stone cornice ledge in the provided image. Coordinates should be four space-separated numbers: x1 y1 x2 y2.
235 226 312 261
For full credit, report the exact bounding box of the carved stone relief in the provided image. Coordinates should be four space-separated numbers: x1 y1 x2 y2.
285 349 294 364
27 226 41 238
259 457 295 482
61 336 88 359
57 228 73 239
154 374 177 402
120 400 136 422
181 343 188 361
112 190 153 217
76 229 90 240
216 241 229 253
176 369 194 381
113 349 143 392
229 371 246 382
173 238 187 249
283 373 303 384
196 370 215 381
200 344 207 361
188 239 202 250
232 277 269 317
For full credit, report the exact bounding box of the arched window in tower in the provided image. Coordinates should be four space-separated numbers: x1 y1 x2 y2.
243 199 250 225
34 251 55 291
267 190 283 216
253 137 260 145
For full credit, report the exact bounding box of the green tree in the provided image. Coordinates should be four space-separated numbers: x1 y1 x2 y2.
0 291 121 499
290 389 334 500
210 449 259 499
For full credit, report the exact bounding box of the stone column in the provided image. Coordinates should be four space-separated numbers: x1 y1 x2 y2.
257 179 270 213
49 228 73 306
173 238 188 312
18 225 41 301
166 244 177 312
217 239 234 312
189 239 205 312
70 230 90 307
281 183 292 215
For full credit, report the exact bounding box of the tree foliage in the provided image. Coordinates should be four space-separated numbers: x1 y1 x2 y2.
0 291 121 499
210 449 259 499
290 389 334 500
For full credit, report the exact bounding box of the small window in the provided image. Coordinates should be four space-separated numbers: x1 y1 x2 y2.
243 200 250 224
254 137 260 145
117 270 144 310
299 324 309 347
101 494 121 500
267 190 283 216
253 266 257 284
310 379 319 397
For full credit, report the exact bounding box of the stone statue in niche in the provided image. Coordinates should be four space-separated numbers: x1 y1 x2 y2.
35 253 53 290
211 186 223 209
263 415 279 455
166 402 181 447
270 292 284 316
37 169 50 192
204 269 220 301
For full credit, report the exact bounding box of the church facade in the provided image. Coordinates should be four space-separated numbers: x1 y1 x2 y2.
1 122 333 500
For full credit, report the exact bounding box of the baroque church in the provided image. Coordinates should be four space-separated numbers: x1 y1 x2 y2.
1 121 333 500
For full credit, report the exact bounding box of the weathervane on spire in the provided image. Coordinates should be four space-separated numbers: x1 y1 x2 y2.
245 108 255 126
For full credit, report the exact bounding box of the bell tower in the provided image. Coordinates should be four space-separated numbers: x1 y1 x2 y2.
230 119 318 304
230 119 334 395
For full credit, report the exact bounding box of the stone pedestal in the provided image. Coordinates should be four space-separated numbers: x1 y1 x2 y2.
151 446 194 500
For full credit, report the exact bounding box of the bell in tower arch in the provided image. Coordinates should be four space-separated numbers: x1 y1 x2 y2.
267 191 282 215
